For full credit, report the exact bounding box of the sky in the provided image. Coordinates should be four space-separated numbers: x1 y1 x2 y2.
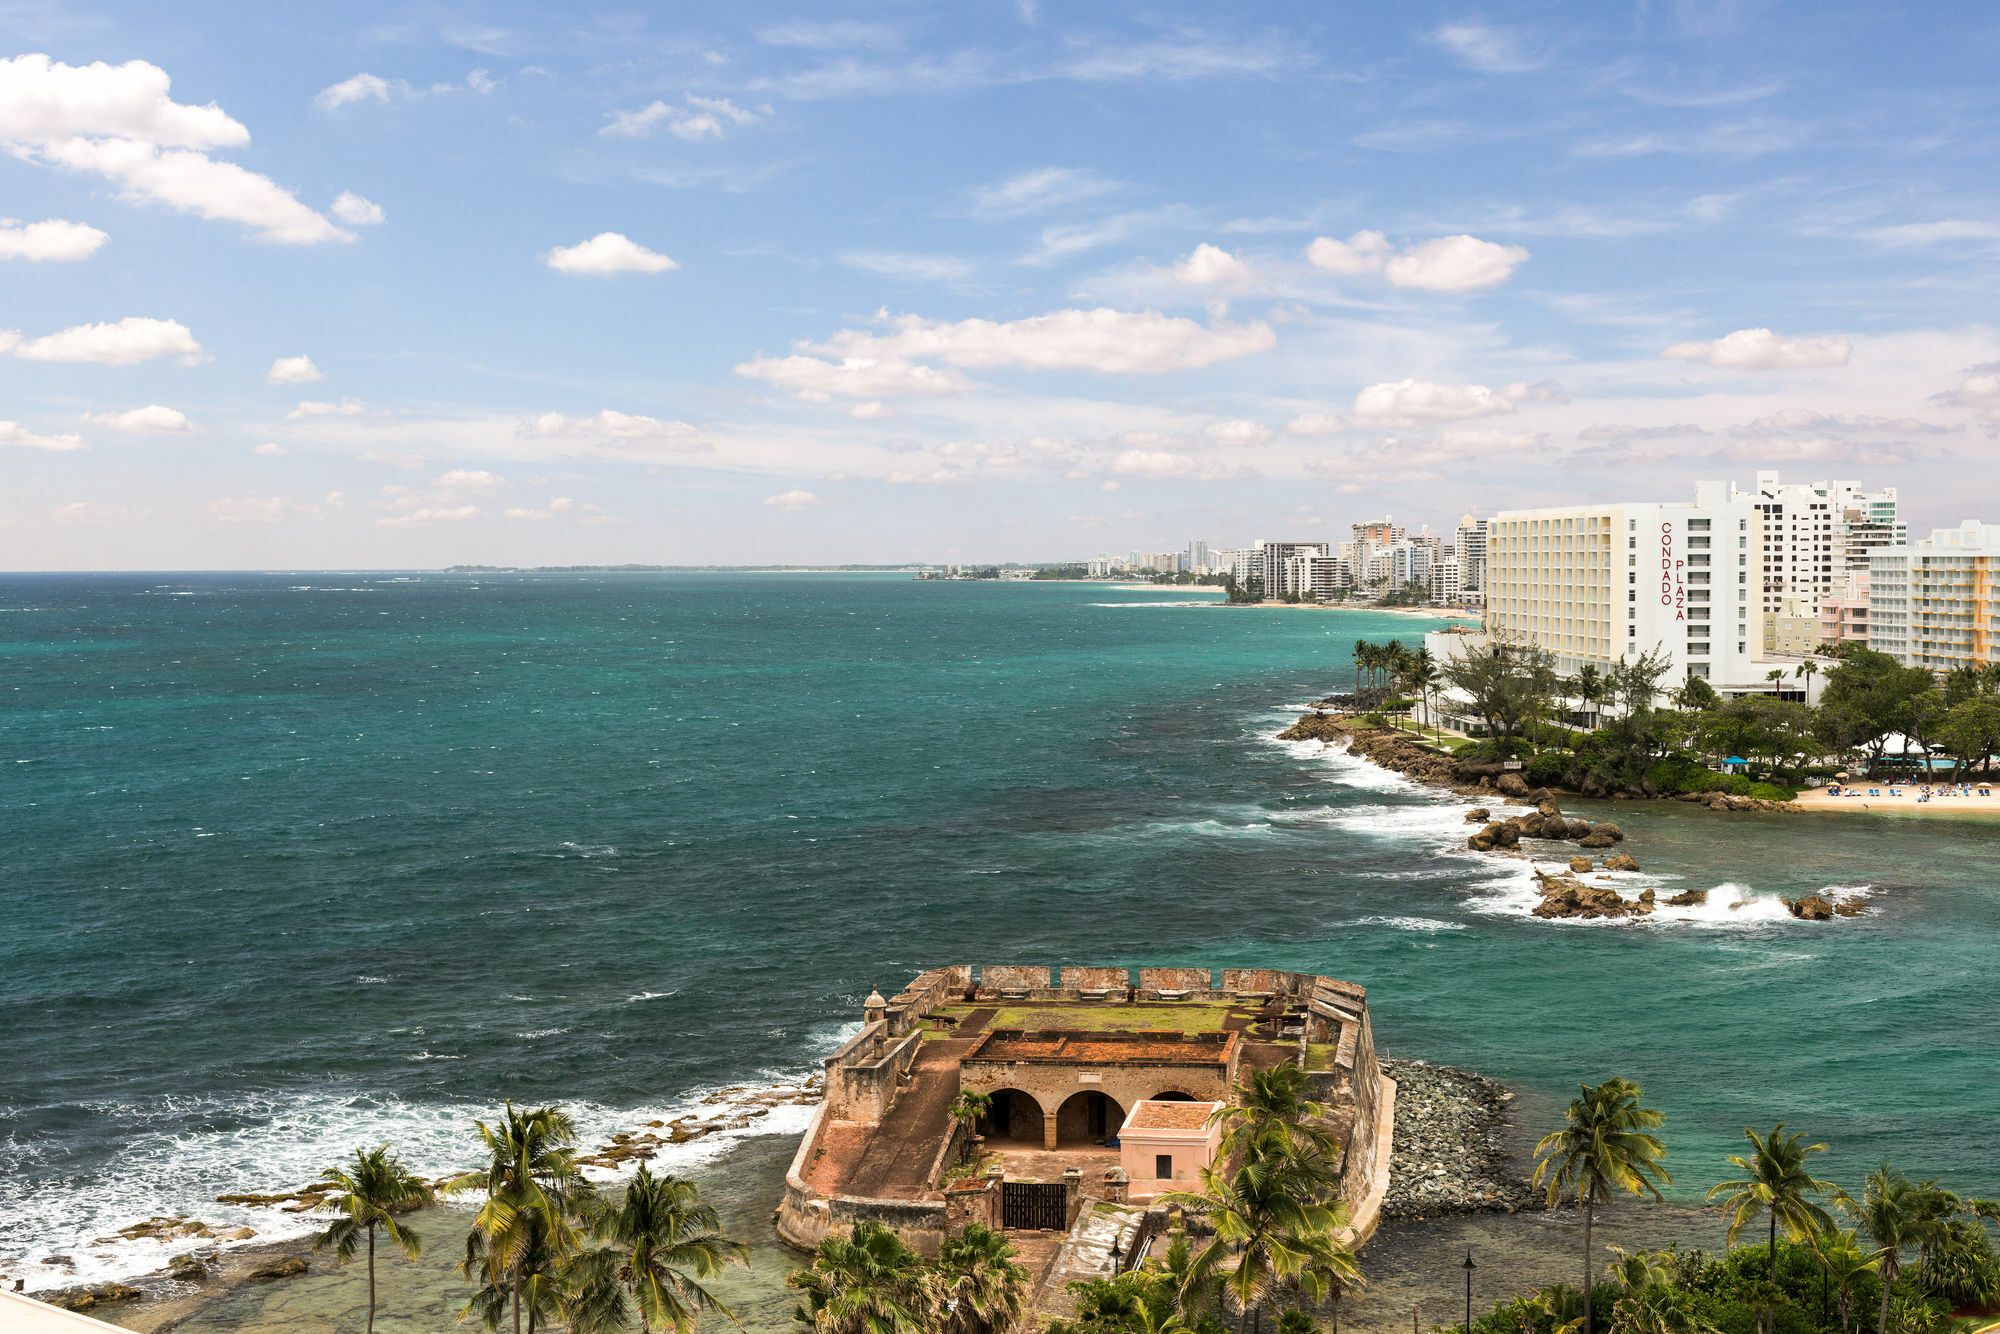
2 1 1998 570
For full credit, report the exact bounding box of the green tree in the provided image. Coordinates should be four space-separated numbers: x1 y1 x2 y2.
933 1224 1031 1334
1707 1124 1840 1283
312 1145 434 1334
1811 1230 1881 1334
1162 1148 1360 1334
1936 698 2000 780
1531 1077 1672 1334
445 1103 586 1334
1211 1065 1340 1164
949 1091 991 1162
585 1164 746 1334
788 1221 931 1334
1440 640 1558 759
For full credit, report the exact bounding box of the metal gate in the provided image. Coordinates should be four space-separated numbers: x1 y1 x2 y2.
1000 1181 1069 1231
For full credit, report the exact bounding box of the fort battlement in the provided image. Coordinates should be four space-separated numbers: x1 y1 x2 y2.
776 964 1393 1259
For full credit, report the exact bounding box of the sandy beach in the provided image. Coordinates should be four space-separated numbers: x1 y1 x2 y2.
1794 781 2000 815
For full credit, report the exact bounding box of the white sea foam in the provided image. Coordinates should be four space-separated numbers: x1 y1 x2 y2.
625 990 679 1003
1088 600 1224 608
1353 915 1467 932
1 1069 825 1293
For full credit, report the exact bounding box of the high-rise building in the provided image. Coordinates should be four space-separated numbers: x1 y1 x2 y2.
1482 480 1762 688
1232 543 1265 590
1867 520 2000 671
1454 514 1488 593
1184 540 1211 574
1263 541 1332 598
1744 472 1900 647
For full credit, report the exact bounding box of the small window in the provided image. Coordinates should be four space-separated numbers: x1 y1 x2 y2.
1156 1154 1174 1180
1689 519 1711 531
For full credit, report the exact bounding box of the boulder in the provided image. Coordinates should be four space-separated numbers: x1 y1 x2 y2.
1579 772 1608 797
1638 888 1656 903
1495 773 1530 798
220 1227 257 1241
168 1255 208 1282
1527 787 1555 806
1565 818 1593 839
92 1284 140 1306
1577 830 1616 849
1835 903 1865 917
1568 856 1594 874
1536 800 1563 819
1518 814 1545 838
1464 807 1490 823
1591 822 1625 842
249 1256 309 1280
1666 888 1709 907
1787 896 1834 922
1530 868 1651 919
1603 853 1640 872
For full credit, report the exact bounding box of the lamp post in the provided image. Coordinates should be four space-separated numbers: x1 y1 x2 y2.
1461 1249 1477 1334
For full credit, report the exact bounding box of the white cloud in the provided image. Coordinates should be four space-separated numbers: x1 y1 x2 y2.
316 73 393 110
51 501 131 524
1352 379 1519 425
331 192 384 225
1660 327 1852 369
0 218 108 261
1204 419 1271 446
0 57 351 245
376 505 479 527
840 251 974 283
504 506 550 519
1112 450 1195 477
849 400 894 419
266 354 323 384
544 232 678 274
762 489 821 510
286 397 366 419
964 166 1119 217
1173 243 1250 285
205 496 292 523
818 308 1276 374
253 441 285 455
1433 23 1544 74
0 420 87 451
1864 220 2000 248
1306 230 1526 290
80 404 193 434
3 316 204 366
1304 230 1391 275
1285 412 1348 436
521 410 707 449
431 468 505 490
601 94 762 141
736 353 973 401
1383 235 1529 291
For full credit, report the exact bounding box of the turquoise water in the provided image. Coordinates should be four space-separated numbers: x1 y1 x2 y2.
4 572 1997 1317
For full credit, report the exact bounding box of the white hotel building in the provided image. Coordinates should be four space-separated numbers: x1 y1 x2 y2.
1479 479 1768 691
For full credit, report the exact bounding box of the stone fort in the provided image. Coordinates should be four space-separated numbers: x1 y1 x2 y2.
776 964 1393 1265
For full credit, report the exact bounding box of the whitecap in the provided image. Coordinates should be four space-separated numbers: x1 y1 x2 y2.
1354 915 1468 932
625 990 678 1003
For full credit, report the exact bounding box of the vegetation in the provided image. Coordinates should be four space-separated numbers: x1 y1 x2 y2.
313 1145 434 1334
1532 1078 1673 1334
788 1221 1028 1333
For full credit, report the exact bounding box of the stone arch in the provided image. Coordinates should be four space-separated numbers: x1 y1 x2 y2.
1054 1090 1126 1147
976 1088 1047 1145
1151 1089 1199 1102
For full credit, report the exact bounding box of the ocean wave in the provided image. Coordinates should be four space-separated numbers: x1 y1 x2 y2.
1088 600 1224 608
0 1072 824 1294
625 990 679 1003
1353 915 1467 932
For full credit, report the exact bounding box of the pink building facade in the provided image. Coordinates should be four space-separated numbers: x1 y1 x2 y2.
1118 1099 1224 1202
1820 571 1870 651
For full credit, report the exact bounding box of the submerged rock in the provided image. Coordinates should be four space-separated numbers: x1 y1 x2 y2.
1603 853 1640 872
1666 888 1709 907
249 1256 308 1280
1786 895 1834 921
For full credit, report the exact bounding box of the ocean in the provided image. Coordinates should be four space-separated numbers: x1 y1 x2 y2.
3 572 1996 1330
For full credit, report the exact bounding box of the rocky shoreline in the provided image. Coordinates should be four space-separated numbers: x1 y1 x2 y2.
22 1078 822 1321
1380 1059 1539 1220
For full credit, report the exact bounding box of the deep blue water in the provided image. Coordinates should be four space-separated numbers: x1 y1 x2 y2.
3 573 1997 1299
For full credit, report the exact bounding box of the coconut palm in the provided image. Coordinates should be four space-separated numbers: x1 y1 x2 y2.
312 1145 433 1334
1530 1077 1671 1334
1811 1229 1881 1334
1162 1148 1359 1334
587 1164 747 1334
1405 648 1440 735
933 1223 1030 1334
444 1103 586 1334
1844 1164 1930 1334
1572 666 1605 730
1211 1065 1340 1165
1277 1313 1320 1334
788 1221 931 1334
1705 1123 1840 1282
1353 640 1369 693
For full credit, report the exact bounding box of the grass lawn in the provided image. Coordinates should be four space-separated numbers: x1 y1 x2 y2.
924 1002 1243 1034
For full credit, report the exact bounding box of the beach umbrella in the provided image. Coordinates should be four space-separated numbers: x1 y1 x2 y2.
1725 756 1746 765
1835 771 1849 780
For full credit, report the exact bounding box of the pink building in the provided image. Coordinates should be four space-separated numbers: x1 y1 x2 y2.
1118 1099 1224 1202
1821 571 1870 651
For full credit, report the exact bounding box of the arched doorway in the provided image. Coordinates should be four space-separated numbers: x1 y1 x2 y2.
1151 1089 1198 1102
977 1089 1045 1145
1054 1090 1126 1147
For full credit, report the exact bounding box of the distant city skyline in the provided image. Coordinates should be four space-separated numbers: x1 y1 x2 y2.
3 3 1998 570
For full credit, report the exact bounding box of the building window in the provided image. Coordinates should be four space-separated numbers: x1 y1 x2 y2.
1156 1154 1173 1180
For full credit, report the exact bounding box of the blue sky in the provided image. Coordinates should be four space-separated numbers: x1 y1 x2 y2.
3 1 1998 569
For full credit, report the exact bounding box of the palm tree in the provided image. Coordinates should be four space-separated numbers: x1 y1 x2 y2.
1162 1148 1359 1334
1572 666 1605 730
587 1164 747 1334
1705 1123 1839 1282
1277 1313 1320 1334
788 1221 931 1334
949 1091 991 1164
444 1103 586 1334
1844 1165 1926 1334
933 1223 1030 1334
1766 668 1788 696
1407 649 1440 735
1211 1065 1340 1165
1530 1078 1672 1334
1795 660 1819 700
1353 640 1369 693
312 1145 433 1334
1811 1230 1880 1334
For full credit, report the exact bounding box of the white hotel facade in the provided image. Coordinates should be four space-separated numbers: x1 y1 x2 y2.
1480 479 1769 691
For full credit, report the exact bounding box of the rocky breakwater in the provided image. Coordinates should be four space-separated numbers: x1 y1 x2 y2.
1379 1059 1537 1220
1278 712 1473 791
1465 796 1626 854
